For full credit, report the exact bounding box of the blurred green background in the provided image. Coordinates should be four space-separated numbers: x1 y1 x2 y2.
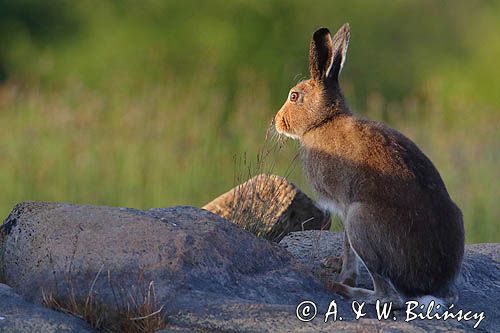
0 0 498 243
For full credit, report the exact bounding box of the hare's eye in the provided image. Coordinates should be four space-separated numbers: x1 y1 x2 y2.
289 91 300 102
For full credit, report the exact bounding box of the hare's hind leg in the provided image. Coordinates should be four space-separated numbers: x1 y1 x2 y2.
328 203 404 308
328 273 404 308
438 281 459 305
322 231 358 286
337 231 358 286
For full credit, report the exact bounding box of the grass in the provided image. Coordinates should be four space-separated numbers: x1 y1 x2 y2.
216 141 303 241
0 1 498 243
0 78 497 243
42 269 168 332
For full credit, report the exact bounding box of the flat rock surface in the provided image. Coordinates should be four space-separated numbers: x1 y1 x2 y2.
0 283 93 333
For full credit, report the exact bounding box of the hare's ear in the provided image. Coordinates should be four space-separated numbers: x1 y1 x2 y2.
309 28 334 82
309 23 350 84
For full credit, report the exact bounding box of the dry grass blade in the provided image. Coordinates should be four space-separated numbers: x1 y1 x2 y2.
42 269 168 332
226 127 302 241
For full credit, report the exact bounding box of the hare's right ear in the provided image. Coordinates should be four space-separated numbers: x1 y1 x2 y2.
309 23 350 84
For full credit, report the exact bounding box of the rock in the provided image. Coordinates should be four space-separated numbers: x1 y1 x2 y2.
280 231 373 288
1 202 498 332
0 202 329 331
0 283 94 333
281 231 500 333
203 174 331 241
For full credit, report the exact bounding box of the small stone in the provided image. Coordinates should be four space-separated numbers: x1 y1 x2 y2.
203 174 331 241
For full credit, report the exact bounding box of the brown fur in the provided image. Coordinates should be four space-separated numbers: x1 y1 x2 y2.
274 23 464 305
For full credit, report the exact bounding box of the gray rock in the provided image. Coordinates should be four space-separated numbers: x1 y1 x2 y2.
281 231 500 333
0 283 94 333
203 174 331 241
1 202 498 332
0 202 329 331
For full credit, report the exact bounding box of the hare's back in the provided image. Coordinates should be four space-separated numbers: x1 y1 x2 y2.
350 118 449 196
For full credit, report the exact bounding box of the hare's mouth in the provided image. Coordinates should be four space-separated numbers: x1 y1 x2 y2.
274 116 299 140
266 117 297 144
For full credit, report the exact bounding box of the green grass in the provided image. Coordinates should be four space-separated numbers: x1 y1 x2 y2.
0 0 498 243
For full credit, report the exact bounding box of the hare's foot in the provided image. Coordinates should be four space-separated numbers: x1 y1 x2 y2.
439 282 459 305
328 273 404 309
336 273 357 287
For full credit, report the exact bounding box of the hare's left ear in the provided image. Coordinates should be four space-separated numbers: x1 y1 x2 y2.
309 23 350 84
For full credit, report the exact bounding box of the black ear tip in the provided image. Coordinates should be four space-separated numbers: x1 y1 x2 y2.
313 27 331 40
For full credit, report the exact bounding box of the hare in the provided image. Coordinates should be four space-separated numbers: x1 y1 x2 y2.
274 23 464 308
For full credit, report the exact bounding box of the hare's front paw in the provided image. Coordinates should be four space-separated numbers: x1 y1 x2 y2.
325 281 350 296
321 255 357 286
336 269 357 287
337 275 356 287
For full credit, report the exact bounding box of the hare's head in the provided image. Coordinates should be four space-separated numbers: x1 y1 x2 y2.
274 23 351 140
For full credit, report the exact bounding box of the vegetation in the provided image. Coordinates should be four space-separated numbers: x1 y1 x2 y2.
43 276 167 332
0 1 498 243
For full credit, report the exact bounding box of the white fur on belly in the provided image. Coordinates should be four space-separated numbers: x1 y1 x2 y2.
316 198 345 220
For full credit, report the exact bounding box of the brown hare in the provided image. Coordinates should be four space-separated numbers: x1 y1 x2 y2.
274 23 464 308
